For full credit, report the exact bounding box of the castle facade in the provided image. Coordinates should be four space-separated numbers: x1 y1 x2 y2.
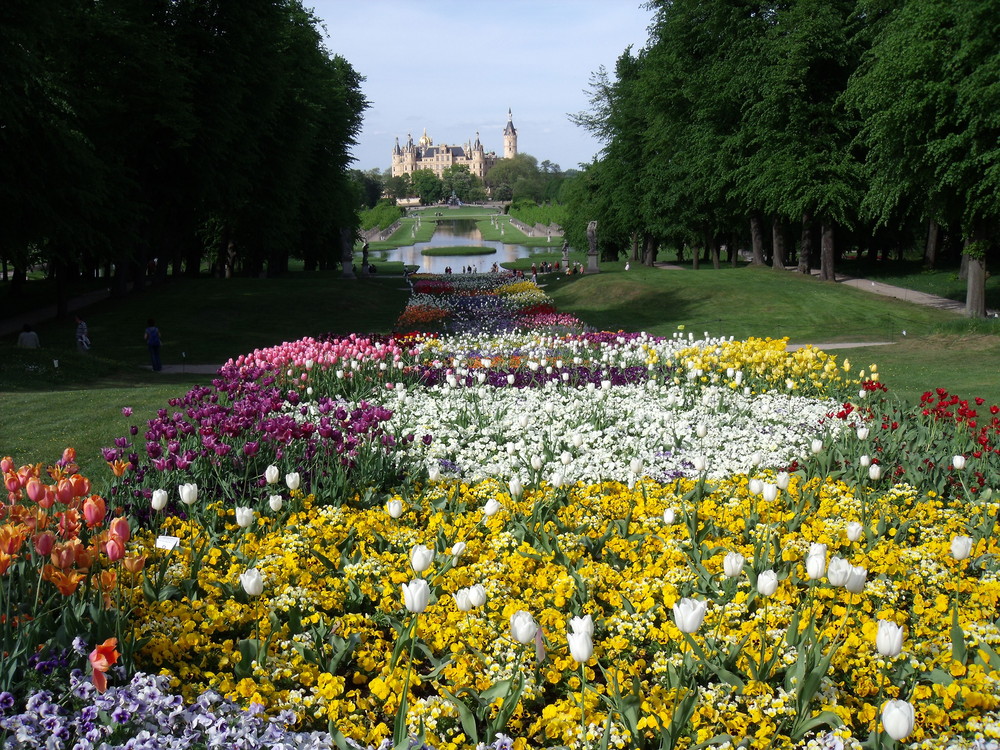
391 109 518 180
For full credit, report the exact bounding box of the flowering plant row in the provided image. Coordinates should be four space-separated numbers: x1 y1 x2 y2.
2 271 999 750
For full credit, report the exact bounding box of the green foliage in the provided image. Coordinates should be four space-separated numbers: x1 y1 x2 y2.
508 201 567 228
360 202 404 231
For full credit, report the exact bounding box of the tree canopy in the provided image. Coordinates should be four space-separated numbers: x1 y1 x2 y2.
0 0 367 310
564 0 999 315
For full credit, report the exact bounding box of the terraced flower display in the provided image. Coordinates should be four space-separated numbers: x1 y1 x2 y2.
2 272 999 750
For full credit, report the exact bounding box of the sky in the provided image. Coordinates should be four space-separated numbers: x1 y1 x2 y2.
308 0 655 173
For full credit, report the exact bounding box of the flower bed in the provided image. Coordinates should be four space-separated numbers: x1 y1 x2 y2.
3 273 1000 750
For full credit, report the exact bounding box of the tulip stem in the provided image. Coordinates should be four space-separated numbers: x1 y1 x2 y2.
578 662 587 750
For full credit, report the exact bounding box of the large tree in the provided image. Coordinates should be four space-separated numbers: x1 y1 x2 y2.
848 0 1000 316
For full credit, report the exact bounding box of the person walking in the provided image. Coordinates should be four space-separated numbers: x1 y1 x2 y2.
75 317 90 352
144 318 162 372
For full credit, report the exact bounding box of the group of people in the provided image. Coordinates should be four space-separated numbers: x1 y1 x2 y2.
15 315 163 373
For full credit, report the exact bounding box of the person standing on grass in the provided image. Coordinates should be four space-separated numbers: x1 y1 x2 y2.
145 318 162 372
75 316 90 352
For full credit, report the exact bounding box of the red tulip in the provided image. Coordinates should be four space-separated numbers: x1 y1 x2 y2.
25 478 45 503
108 517 130 543
34 531 55 557
55 479 74 504
105 536 125 562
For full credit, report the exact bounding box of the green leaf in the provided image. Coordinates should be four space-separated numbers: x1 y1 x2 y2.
440 687 479 744
951 607 967 664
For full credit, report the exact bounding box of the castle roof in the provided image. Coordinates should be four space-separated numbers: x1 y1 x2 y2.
503 108 517 136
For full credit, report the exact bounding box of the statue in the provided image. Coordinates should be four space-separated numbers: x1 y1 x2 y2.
586 221 600 274
340 228 356 278
561 239 569 264
361 242 370 276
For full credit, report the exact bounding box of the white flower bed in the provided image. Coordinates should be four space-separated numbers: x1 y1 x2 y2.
377 379 841 484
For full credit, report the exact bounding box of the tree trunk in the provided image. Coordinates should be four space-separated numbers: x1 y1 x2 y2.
798 211 813 274
643 234 656 267
707 230 720 270
819 222 836 281
750 214 766 265
631 231 640 262
964 231 987 318
771 217 786 270
691 241 700 271
924 220 940 268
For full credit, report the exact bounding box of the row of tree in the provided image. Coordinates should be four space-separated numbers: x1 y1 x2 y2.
352 155 577 209
562 0 999 316
1 0 366 313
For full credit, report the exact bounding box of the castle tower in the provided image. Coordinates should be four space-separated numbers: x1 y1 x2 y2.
503 108 517 159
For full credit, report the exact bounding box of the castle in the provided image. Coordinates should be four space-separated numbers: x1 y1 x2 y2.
391 109 518 180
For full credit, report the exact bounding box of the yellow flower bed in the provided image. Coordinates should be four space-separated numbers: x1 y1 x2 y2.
130 477 1000 749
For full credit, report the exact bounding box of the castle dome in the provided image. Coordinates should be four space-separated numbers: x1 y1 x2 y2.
418 128 433 148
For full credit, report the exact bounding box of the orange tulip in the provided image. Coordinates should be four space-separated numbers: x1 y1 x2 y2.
0 524 27 555
50 542 76 570
38 487 56 509
42 565 86 595
57 509 81 539
0 551 12 576
69 473 90 497
107 460 129 478
89 637 119 693
0 457 12 473
122 554 146 574
83 496 106 528
98 569 117 592
4 473 20 495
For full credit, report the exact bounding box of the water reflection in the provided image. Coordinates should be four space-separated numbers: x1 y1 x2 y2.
375 219 545 274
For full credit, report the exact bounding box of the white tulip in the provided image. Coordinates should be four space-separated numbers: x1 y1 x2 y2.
881 699 915 741
805 543 827 580
264 465 280 484
560 451 573 466
567 629 593 663
451 541 466 558
240 568 264 597
673 597 708 634
775 472 790 490
401 578 430 613
859 454 871 467
285 472 300 491
629 457 643 476
530 456 543 471
386 499 404 519
695 424 707 438
876 620 904 658
856 426 870 440
845 565 868 593
723 551 745 579
748 478 764 496
846 521 863 542
151 489 168 511
427 464 441 482
453 588 474 612
953 454 967 470
869 464 882 481
811 439 824 454
827 556 851 587
269 494 283 512
178 483 198 506
663 508 677 524
762 483 778 502
510 610 538 644
692 456 707 473
483 498 502 518
550 471 565 488
508 477 523 500
568 614 593 638
234 506 254 528
757 569 779 597
410 544 434 573
951 535 973 561
467 583 487 608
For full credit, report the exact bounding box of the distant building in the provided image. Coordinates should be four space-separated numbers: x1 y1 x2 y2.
391 109 518 180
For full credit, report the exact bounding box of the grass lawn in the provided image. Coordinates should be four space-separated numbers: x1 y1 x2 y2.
5 258 1000 481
